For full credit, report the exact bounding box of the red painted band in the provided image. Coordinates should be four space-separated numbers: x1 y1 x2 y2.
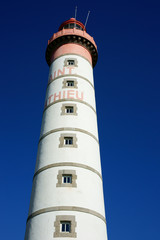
50 43 92 65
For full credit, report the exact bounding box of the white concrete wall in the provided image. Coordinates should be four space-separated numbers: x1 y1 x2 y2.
48 55 94 85
25 211 108 240
35 131 102 173
40 102 98 138
25 53 107 240
46 76 96 109
28 167 105 215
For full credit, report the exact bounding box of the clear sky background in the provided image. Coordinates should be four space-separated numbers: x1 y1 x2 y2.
0 0 159 239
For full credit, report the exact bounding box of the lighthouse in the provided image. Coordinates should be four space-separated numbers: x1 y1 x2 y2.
25 18 108 240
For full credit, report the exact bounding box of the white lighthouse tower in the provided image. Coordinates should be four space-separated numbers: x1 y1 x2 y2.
25 18 108 240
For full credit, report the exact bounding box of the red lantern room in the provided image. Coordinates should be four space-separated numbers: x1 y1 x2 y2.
58 18 86 31
46 18 98 68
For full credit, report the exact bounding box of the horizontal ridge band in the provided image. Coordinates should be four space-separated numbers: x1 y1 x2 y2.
39 127 99 144
48 73 94 89
27 206 106 224
43 98 96 114
33 162 102 180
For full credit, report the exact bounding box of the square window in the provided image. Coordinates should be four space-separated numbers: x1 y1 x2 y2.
66 80 74 87
59 134 77 148
64 58 78 67
62 78 78 89
56 170 77 188
65 106 74 114
62 175 72 184
67 60 75 66
54 215 77 238
61 104 77 116
61 221 71 232
64 137 73 145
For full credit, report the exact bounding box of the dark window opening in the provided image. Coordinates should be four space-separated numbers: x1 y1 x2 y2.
62 175 72 184
61 221 71 232
64 137 73 145
66 80 74 87
67 60 75 66
65 106 74 113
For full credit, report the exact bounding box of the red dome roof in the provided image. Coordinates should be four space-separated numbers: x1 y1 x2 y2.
58 18 86 31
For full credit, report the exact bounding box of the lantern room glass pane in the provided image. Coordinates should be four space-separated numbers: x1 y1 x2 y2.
63 23 83 30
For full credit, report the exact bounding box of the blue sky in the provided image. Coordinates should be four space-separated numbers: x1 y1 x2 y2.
0 0 160 239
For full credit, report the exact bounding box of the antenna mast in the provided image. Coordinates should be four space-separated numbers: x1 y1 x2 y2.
74 6 77 28
84 11 90 30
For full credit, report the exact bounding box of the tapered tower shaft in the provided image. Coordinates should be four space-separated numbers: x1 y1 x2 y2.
25 18 108 240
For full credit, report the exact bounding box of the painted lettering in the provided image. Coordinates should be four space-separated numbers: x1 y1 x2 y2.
67 90 75 99
44 90 84 110
57 67 65 77
54 92 61 101
50 66 76 81
62 91 66 98
76 91 84 100
48 95 53 104
67 66 74 74
54 71 57 79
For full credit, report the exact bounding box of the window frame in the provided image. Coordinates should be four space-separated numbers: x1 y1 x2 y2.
64 58 78 67
61 103 77 116
59 134 77 148
54 215 77 238
62 78 78 89
56 170 77 188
